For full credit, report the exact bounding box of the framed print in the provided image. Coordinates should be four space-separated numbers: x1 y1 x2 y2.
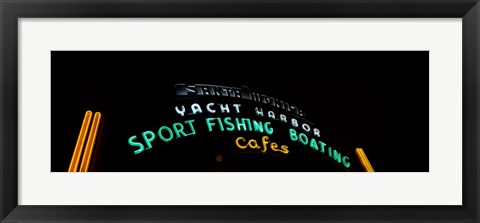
50 50 428 173
1 0 479 222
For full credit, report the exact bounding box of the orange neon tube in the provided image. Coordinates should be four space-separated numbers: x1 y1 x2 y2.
362 154 374 172
79 112 101 172
68 111 93 172
355 148 375 172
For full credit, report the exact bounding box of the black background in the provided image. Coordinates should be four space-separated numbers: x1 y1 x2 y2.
51 51 428 172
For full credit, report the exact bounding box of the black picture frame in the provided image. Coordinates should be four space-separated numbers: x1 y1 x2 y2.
1 0 478 222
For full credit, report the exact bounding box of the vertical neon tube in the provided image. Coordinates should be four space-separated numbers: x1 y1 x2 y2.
355 148 375 172
68 111 92 172
79 112 101 172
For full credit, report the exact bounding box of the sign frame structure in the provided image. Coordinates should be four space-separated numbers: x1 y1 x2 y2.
1 0 479 223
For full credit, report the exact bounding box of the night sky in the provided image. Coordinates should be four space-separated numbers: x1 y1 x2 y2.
51 51 428 172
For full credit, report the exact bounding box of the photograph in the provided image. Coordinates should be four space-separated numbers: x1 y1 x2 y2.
52 51 428 172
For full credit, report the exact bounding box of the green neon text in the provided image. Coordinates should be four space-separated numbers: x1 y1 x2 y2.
289 128 350 169
128 119 196 155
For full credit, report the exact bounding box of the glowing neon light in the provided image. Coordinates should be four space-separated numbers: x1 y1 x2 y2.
235 118 249 131
342 156 350 168
224 117 235 131
289 128 298 141
205 117 272 134
158 126 173 142
289 128 349 168
128 120 197 154
215 118 225 131
129 135 145 155
299 133 308 145
318 141 326 153
355 148 374 172
79 112 101 172
205 118 216 132
68 111 92 172
332 150 342 163
234 136 288 154
253 120 264 133
309 139 319 151
142 131 156 148
235 137 247 149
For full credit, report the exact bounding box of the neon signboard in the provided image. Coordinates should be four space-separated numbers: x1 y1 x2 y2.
128 83 352 169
